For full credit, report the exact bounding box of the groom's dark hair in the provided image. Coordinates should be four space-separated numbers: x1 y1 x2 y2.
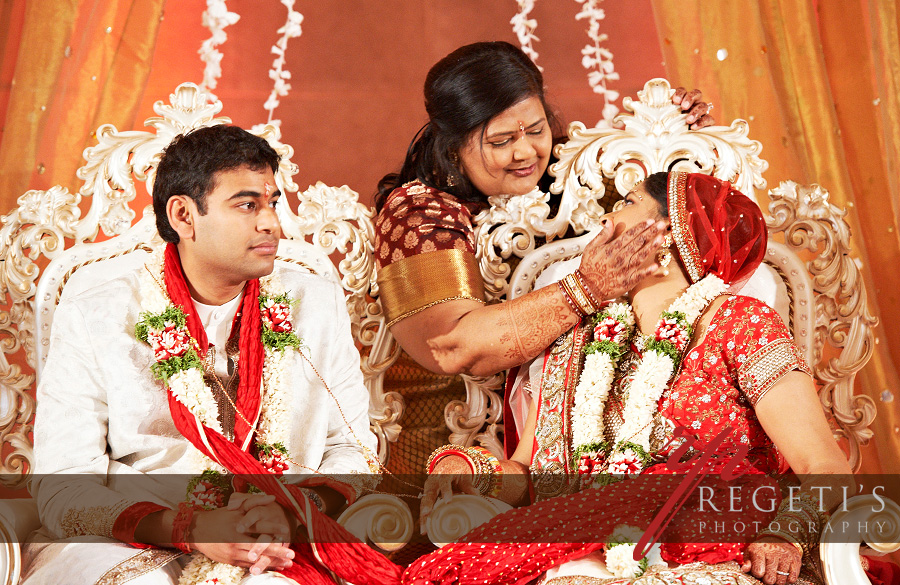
153 125 280 243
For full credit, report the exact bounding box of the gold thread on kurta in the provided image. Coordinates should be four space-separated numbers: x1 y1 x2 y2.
96 549 183 585
60 500 134 539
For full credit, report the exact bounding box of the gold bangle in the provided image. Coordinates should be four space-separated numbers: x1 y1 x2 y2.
560 274 597 316
466 446 504 498
574 270 602 309
558 280 587 317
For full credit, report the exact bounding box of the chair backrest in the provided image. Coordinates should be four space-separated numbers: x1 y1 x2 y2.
0 83 401 489
482 78 876 470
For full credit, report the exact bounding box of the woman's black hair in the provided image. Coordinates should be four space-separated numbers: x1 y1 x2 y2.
642 171 670 218
375 41 561 211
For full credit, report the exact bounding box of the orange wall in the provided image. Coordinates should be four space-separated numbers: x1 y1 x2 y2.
130 0 665 208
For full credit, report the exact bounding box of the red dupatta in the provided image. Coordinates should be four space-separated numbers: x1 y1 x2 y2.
162 243 402 585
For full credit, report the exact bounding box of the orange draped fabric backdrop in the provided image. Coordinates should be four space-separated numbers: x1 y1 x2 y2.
651 0 900 475
0 0 897 473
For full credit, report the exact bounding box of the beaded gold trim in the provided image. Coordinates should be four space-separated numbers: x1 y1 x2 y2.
542 561 767 585
668 171 704 283
739 337 811 405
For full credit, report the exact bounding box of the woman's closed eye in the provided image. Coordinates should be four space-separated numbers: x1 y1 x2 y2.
487 126 545 148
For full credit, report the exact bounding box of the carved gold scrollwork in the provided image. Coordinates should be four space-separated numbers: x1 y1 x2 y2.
549 78 768 209
275 180 403 460
766 181 877 470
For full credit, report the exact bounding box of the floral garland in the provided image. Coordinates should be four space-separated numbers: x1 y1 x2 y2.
604 525 665 579
510 0 542 70
136 248 301 585
574 0 620 127
572 274 727 483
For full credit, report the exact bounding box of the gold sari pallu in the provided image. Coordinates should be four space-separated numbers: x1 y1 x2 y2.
377 248 485 327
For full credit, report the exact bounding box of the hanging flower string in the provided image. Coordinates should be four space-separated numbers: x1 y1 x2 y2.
198 0 241 100
574 0 620 127
510 0 542 70
259 0 304 129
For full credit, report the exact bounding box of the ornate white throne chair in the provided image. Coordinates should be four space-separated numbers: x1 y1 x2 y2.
0 83 412 585
425 78 900 584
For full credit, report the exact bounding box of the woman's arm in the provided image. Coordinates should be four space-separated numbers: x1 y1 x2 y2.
742 371 853 585
755 371 852 479
391 219 665 377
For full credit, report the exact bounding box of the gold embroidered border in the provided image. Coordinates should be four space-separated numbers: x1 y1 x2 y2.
378 249 485 327
739 337 812 405
60 499 134 539
668 171 704 283
532 322 591 501
541 561 770 585
96 548 182 585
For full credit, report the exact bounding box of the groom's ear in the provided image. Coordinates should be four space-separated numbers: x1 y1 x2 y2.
167 195 196 242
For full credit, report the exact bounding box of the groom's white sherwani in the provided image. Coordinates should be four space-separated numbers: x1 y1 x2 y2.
21 257 377 585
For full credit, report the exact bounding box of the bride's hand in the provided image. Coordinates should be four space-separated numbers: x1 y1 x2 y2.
741 537 802 584
420 455 480 534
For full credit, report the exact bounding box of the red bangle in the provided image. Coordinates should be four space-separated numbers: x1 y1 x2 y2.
171 502 195 554
426 445 475 474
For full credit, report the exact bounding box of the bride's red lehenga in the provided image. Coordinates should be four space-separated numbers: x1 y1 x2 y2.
402 173 898 585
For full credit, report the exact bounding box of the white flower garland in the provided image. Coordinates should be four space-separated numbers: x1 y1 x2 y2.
572 302 633 448
574 0 620 127
510 0 542 70
572 274 727 479
604 525 665 579
179 554 245 585
198 0 241 100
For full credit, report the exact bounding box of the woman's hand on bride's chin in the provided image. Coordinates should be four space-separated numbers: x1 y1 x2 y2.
420 456 480 534
579 218 666 299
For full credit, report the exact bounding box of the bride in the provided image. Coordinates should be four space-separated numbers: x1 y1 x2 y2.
410 172 854 585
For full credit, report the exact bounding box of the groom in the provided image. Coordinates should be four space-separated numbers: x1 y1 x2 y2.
22 125 399 585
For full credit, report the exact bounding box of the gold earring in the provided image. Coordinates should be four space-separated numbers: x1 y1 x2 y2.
656 234 673 276
447 152 461 187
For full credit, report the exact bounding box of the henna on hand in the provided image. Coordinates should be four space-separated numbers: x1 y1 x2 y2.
578 219 666 300
500 285 579 363
672 87 716 129
741 539 802 585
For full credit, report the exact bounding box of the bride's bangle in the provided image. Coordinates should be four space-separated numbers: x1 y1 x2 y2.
426 444 504 498
426 445 475 474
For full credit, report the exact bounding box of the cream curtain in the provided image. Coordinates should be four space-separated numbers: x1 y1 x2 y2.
0 0 166 213
652 0 900 474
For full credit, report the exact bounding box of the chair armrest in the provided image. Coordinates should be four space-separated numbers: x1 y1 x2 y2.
336 494 413 553
820 494 900 585
424 494 512 547
0 499 36 585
